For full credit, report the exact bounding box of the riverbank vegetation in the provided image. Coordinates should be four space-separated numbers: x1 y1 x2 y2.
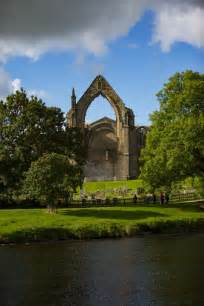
0 202 204 244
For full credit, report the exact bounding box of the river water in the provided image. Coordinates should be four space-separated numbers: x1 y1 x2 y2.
0 234 204 306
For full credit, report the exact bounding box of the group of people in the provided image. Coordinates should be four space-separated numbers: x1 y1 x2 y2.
133 192 170 205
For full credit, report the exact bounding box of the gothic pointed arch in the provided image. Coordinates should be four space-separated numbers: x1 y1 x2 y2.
78 75 125 124
67 75 134 131
67 75 147 181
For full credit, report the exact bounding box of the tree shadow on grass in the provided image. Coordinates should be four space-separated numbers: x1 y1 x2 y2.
60 209 167 221
167 201 204 212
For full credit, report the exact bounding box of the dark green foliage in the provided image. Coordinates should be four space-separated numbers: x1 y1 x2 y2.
0 89 84 197
140 71 204 190
23 153 83 208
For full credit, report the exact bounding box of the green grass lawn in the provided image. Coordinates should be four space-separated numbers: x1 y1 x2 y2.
82 179 144 192
0 201 204 243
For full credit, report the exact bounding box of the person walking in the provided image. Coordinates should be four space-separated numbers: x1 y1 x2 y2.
160 192 165 205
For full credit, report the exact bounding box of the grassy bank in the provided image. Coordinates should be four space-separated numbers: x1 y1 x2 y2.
0 202 204 244
82 179 144 192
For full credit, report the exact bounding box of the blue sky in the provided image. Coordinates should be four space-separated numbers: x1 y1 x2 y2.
1 2 204 125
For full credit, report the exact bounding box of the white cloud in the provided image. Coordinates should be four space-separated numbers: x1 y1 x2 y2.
0 0 203 62
153 3 204 51
11 78 21 92
0 0 146 62
0 67 48 100
0 69 23 100
0 67 13 99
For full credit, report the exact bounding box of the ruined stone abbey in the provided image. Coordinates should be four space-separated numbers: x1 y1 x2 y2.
67 75 147 181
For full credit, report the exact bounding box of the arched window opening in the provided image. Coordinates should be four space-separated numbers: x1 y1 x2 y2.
85 95 116 125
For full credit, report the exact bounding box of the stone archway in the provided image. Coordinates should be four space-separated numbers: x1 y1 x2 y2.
67 75 144 181
68 75 129 136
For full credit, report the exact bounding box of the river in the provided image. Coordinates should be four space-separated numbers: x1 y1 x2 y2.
0 234 204 306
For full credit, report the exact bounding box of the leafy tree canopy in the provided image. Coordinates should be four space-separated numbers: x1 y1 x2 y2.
23 153 82 209
140 70 204 191
0 89 84 195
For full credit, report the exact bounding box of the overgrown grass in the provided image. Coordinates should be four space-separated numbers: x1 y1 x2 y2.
0 202 204 243
82 179 144 192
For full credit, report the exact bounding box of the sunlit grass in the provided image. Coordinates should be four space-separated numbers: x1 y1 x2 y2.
82 179 144 192
0 202 204 243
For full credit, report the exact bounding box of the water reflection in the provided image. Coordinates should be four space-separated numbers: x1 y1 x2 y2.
0 234 204 306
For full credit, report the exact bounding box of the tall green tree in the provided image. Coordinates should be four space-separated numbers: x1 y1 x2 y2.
140 70 204 190
23 153 82 210
0 89 84 196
